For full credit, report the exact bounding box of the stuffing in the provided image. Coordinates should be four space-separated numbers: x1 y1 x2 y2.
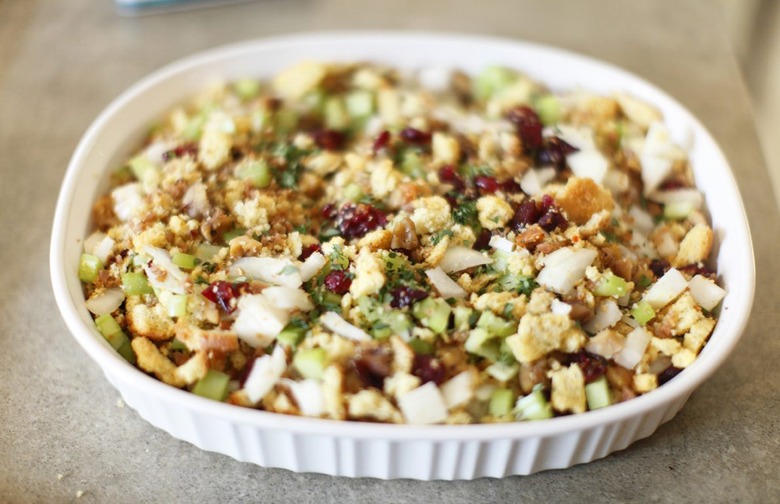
633 373 658 393
684 317 716 354
550 363 586 414
384 372 422 400
506 313 587 363
349 247 386 297
131 337 183 387
554 177 615 225
322 365 346 420
410 196 452 234
126 297 175 341
673 223 713 267
348 389 403 423
476 195 514 230
432 132 461 166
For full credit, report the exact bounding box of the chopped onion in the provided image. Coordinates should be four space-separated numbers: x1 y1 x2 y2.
649 188 704 209
281 378 325 417
614 92 662 129
583 299 622 333
642 268 687 309
182 182 209 217
232 294 290 348
628 205 655 235
84 231 107 255
142 246 188 294
688 275 726 311
551 299 572 316
425 267 467 299
298 252 326 282
85 288 126 316
230 257 303 288
398 382 448 425
262 286 314 312
585 329 625 359
243 345 287 404
319 312 371 341
613 327 650 369
111 183 144 222
567 149 608 185
438 246 493 273
489 235 514 253
418 67 452 92
536 247 598 295
520 167 556 195
440 370 475 409
655 231 678 259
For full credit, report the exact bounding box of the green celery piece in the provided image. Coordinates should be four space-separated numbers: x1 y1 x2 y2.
357 296 382 322
476 311 517 337
585 376 613 410
383 251 408 273
274 109 298 134
128 155 158 183
412 298 452 335
192 370 230 401
277 320 309 348
386 311 412 336
400 150 425 179
121 271 154 296
407 338 434 355
195 244 222 262
233 78 261 101
345 90 374 119
182 110 208 141
631 301 656 325
78 254 103 283
344 183 364 202
302 89 326 114
534 94 561 125
172 252 199 270
169 338 188 351
236 159 271 188
489 388 515 416
370 323 392 340
223 227 246 243
453 306 475 331
116 338 136 365
515 384 553 421
293 348 328 379
486 361 519 382
491 250 511 274
465 327 500 360
324 96 349 130
593 273 629 297
167 294 188 318
473 66 516 101
663 201 695 220
95 314 123 348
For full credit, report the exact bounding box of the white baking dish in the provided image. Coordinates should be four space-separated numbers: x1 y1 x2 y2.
50 32 755 479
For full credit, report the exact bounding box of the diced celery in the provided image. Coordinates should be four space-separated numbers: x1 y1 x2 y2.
486 361 519 382
383 251 408 273
400 150 425 179
132 253 150 268
473 66 516 101
476 311 517 337
274 109 298 133
453 306 475 331
491 250 511 273
192 370 230 401
497 274 537 296
408 338 434 355
585 376 613 410
196 244 222 262
631 301 656 325
370 322 392 339
345 90 374 119
277 320 309 348
489 388 515 416
121 271 153 296
78 254 103 283
95 314 123 348
465 327 500 360
302 89 326 114
116 338 136 365
182 111 208 141
324 96 349 130
293 347 328 380
593 273 629 297
236 159 272 188
534 94 561 125
223 227 246 243
515 384 553 421
172 252 199 270
344 183 364 202
357 296 382 322
128 155 158 182
167 294 188 318
663 201 695 220
412 298 452 334
169 338 188 351
233 78 261 101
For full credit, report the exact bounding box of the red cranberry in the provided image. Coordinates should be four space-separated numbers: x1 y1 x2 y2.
412 354 445 385
538 209 567 232
512 200 543 229
323 270 352 295
474 175 499 194
336 203 388 240
678 263 717 279
541 194 555 210
320 203 337 219
536 136 577 171
659 179 685 190
202 280 246 314
353 348 393 389
500 179 523 193
473 228 491 250
372 130 391 153
299 244 321 261
163 142 199 161
649 259 670 278
390 286 428 308
399 127 432 145
658 366 683 385
574 351 608 383
312 129 345 150
506 106 543 151
438 165 465 192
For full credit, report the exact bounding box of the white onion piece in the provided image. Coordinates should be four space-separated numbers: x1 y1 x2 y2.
649 188 704 209
182 182 209 217
520 167 556 195
614 92 662 129
655 232 678 259
111 183 144 222
398 382 448 425
688 275 726 311
232 294 290 348
320 312 371 341
84 231 107 255
643 268 688 309
142 246 188 294
298 252 326 282
425 267 466 299
144 140 176 164
585 330 625 359
613 327 651 369
281 378 325 417
628 205 655 235
262 286 314 312
230 257 302 288
438 246 493 273
418 66 452 92
85 288 126 316
536 247 598 295
440 370 475 409
567 149 608 184
488 235 514 253
551 299 572 316
583 299 622 334
93 235 116 263
640 122 683 195
243 345 287 404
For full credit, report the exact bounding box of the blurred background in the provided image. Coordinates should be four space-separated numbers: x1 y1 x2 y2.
724 0 780 208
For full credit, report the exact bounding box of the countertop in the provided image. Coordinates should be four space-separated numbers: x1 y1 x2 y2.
1 1 778 502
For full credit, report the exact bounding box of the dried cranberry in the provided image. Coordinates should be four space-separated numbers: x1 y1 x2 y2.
390 286 428 309
443 192 459 208
202 280 245 314
323 270 352 295
372 130 391 153
678 263 717 279
512 200 542 229
412 354 446 385
659 179 685 190
238 357 256 387
538 209 567 232
473 228 491 250
336 203 387 240
506 106 543 151
474 175 499 194
299 244 321 261
574 351 608 383
399 127 432 145
354 348 392 389
536 136 578 171
541 194 555 210
312 129 345 150
500 179 523 193
658 366 683 385
649 259 670 278
163 142 198 161
438 165 465 192
320 203 337 219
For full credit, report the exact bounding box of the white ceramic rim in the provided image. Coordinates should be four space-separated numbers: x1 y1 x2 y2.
50 31 755 443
